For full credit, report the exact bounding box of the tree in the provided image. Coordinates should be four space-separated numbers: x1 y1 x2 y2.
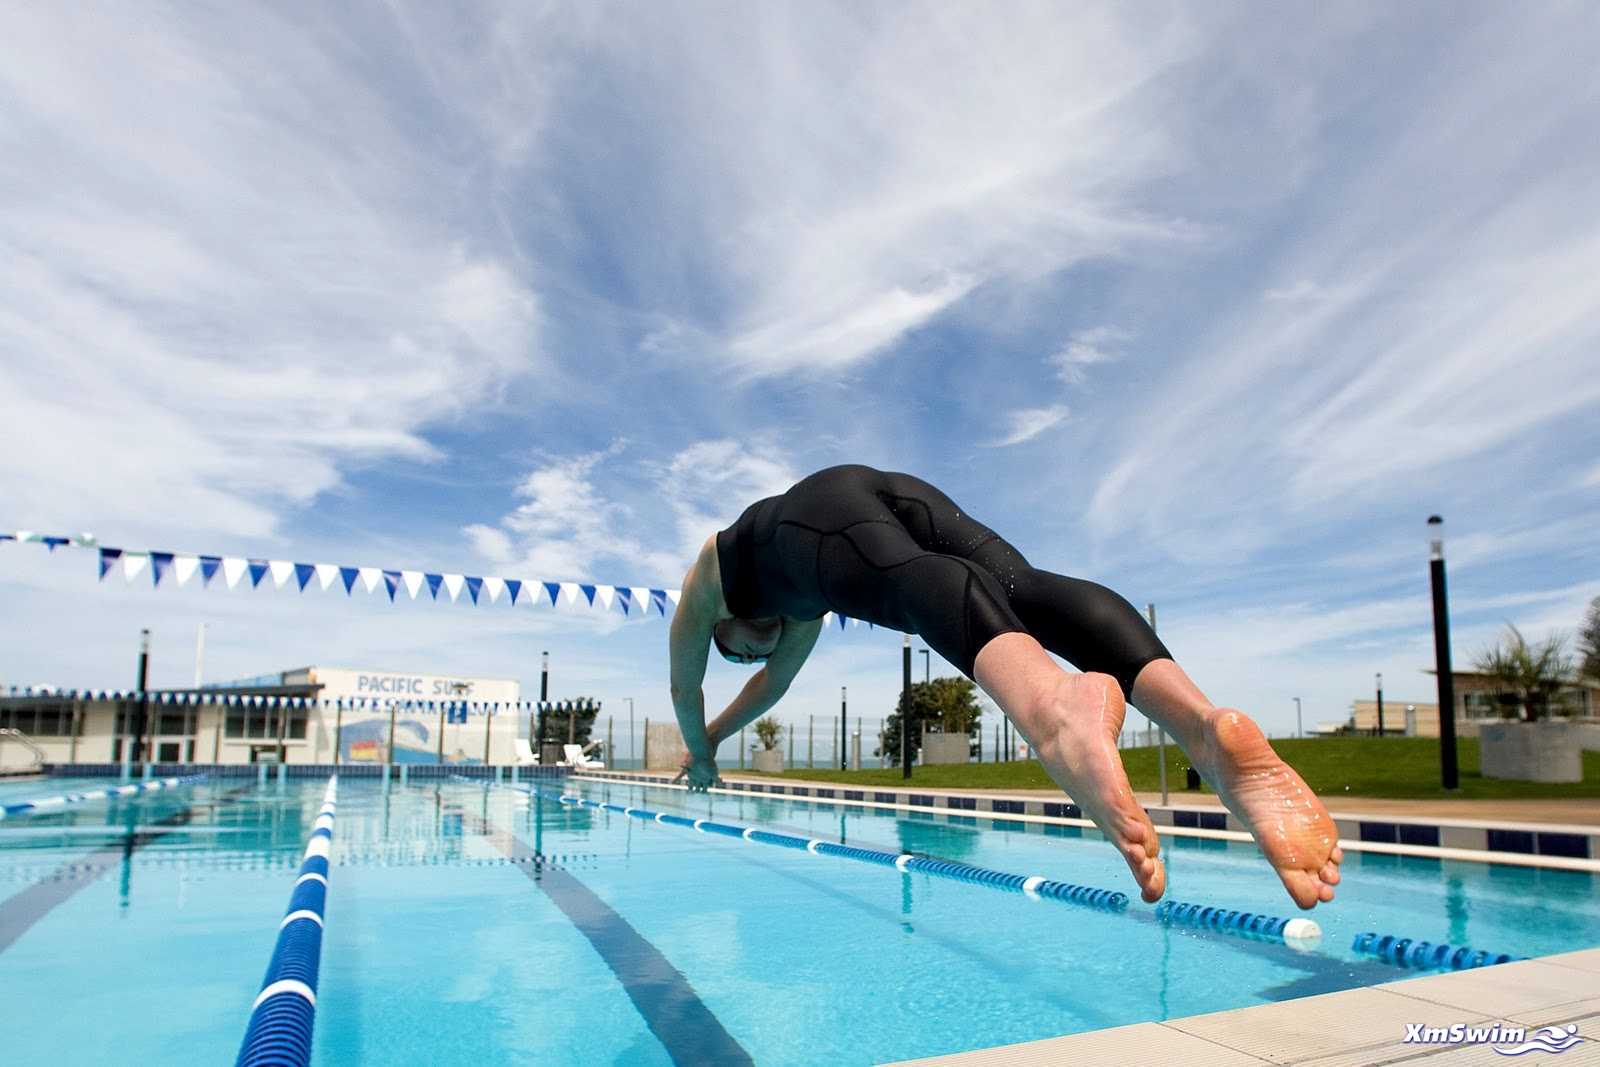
1472 624 1573 721
1579 597 1600 682
539 698 601 746
878 676 984 760
753 715 783 751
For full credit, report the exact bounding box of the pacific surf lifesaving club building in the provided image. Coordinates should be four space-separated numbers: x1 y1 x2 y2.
0 666 523 768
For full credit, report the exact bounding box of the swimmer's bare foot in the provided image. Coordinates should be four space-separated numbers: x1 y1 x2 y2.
1190 710 1343 910
1032 673 1166 904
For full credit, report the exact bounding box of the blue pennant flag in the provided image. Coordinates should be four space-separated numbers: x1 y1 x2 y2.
616 586 632 615
425 573 443 599
506 578 522 605
199 555 221 585
247 559 269 587
650 589 667 615
579 584 596 606
339 566 359 595
150 551 174 587
0 533 13 542
465 576 483 604
98 547 122 579
544 581 560 606
294 563 315 591
42 536 69 551
382 570 401 602
838 613 847 630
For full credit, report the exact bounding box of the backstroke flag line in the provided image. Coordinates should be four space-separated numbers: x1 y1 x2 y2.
0 530 875 632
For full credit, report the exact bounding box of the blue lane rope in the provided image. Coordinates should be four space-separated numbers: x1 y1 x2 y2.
236 775 338 1067
1352 931 1521 971
0 773 208 819
484 780 1129 913
1155 899 1322 948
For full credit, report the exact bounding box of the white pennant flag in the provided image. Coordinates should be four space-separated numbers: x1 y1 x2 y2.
222 557 247 589
823 611 835 628
666 589 681 607
358 566 382 594
484 576 505 604
15 529 34 543
123 553 148 581
315 563 340 591
173 555 199 586
269 560 294 588
402 570 424 599
596 584 615 610
559 581 581 606
442 574 464 601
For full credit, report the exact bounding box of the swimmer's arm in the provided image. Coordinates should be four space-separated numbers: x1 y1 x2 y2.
705 617 823 746
668 539 721 761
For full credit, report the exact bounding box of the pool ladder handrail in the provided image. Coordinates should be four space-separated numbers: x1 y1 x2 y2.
0 727 45 773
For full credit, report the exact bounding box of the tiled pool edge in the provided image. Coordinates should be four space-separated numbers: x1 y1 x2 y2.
881 947 1600 1066
571 771 1600 872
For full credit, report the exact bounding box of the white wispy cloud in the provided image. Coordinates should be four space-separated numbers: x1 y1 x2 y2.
985 406 1072 448
536 5 1210 378
1085 4 1600 562
1049 327 1128 384
0 5 544 540
463 438 799 587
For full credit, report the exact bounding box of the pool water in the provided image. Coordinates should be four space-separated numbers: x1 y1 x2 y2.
1 775 1595 1065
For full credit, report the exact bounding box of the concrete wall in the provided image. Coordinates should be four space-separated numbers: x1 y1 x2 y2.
921 733 971 765
644 722 688 771
1479 721 1582 783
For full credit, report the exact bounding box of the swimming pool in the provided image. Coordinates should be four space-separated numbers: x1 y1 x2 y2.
1 774 1595 1065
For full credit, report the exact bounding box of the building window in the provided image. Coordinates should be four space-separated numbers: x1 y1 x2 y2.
0 706 70 736
224 705 307 741
1463 692 1500 720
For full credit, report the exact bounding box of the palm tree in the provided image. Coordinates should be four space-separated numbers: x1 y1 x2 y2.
1473 624 1574 720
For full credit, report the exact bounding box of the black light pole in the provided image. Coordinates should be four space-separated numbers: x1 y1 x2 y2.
133 628 151 768
1428 515 1460 789
1375 673 1385 737
840 687 848 771
901 635 912 779
537 650 549 755
1294 697 1302 739
919 649 929 684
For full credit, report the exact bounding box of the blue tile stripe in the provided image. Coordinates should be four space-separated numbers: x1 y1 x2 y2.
235 775 338 1067
1 773 208 819
462 808 752 1066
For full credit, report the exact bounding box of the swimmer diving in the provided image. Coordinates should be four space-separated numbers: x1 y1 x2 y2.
668 464 1343 911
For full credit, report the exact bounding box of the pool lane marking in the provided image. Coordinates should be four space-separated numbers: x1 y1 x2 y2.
570 773 1600 873
462 809 754 1067
0 784 253 955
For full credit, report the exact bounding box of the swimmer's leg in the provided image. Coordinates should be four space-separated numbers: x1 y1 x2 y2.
816 528 1167 903
1131 659 1342 909
996 564 1342 909
971 632 1166 904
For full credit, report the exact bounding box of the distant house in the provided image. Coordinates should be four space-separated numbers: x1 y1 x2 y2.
1350 670 1599 737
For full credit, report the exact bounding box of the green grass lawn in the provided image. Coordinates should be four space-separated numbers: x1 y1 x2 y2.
751 736 1600 800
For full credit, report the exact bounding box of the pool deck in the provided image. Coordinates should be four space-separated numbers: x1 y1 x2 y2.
885 948 1600 1066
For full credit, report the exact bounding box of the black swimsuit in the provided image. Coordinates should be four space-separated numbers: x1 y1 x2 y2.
716 464 1170 695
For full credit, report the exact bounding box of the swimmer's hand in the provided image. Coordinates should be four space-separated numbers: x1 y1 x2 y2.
674 751 722 793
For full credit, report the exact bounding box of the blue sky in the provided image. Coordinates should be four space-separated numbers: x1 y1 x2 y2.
2 2 1597 749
